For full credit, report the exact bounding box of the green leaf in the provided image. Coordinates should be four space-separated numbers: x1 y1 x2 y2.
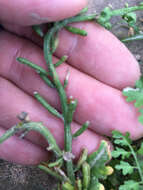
137 142 143 155
112 130 132 146
119 180 140 190
88 177 104 190
123 76 143 125
136 76 143 89
115 161 134 175
87 140 112 179
123 88 143 107
123 12 137 25
87 140 111 168
138 109 143 124
112 147 131 159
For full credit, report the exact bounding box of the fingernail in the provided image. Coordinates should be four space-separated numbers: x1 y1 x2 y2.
31 13 51 23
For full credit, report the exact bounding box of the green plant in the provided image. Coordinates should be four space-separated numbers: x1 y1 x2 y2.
0 3 143 190
123 76 143 124
110 131 143 190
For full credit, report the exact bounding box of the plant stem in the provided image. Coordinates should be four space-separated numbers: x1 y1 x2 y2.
43 13 98 184
17 57 49 76
122 34 143 42
38 165 64 181
111 5 143 16
34 92 63 120
0 125 18 144
0 122 62 157
128 142 143 182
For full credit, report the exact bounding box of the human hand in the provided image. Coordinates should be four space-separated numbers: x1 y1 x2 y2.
0 0 141 165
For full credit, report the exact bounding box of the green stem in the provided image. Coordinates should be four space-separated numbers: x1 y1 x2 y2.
122 34 143 42
0 122 62 157
72 121 89 138
32 25 44 37
65 26 87 36
54 55 68 68
34 92 63 120
43 13 97 184
0 125 18 144
39 73 55 88
111 5 143 16
17 57 49 76
44 29 68 118
38 165 64 181
128 142 143 182
44 23 73 184
64 122 75 184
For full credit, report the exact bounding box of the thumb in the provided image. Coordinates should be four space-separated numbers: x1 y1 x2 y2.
0 0 87 26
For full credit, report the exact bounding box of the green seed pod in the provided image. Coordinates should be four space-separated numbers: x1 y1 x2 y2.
62 182 74 190
98 184 105 190
82 162 91 189
105 166 114 176
65 25 88 36
76 178 82 190
66 99 77 124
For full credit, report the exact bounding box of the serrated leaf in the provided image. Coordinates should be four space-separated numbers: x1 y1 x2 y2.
115 161 134 175
112 147 131 159
123 88 143 107
136 76 143 89
119 180 140 190
112 130 132 146
137 142 143 155
122 76 143 125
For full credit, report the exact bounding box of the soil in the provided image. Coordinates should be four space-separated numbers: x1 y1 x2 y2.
0 0 143 189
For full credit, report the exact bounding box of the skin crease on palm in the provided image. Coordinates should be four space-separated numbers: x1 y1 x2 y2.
0 0 142 165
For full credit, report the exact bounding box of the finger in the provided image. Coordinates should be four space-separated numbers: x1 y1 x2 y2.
3 22 140 89
0 77 105 158
0 127 48 165
55 22 140 89
0 32 142 140
0 0 87 26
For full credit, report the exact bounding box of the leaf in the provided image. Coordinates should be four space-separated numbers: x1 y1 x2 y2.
138 109 143 124
123 87 143 107
122 76 143 124
112 130 132 146
115 161 134 175
119 180 140 190
112 147 131 159
87 140 111 168
87 140 112 179
137 142 143 155
88 177 105 190
136 76 143 89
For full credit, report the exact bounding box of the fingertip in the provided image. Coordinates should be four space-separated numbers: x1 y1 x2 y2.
0 127 48 165
0 0 88 26
29 0 88 25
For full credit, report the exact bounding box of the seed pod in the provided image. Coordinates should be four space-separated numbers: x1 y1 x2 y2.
99 184 105 190
105 166 114 176
62 182 74 190
76 178 82 190
82 162 91 189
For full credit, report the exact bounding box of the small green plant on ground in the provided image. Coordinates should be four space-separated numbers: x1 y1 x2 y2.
0 3 143 190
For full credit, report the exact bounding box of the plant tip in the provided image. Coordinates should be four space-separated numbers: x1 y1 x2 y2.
33 91 38 95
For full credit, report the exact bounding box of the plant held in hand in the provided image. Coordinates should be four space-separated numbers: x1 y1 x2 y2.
0 3 143 190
